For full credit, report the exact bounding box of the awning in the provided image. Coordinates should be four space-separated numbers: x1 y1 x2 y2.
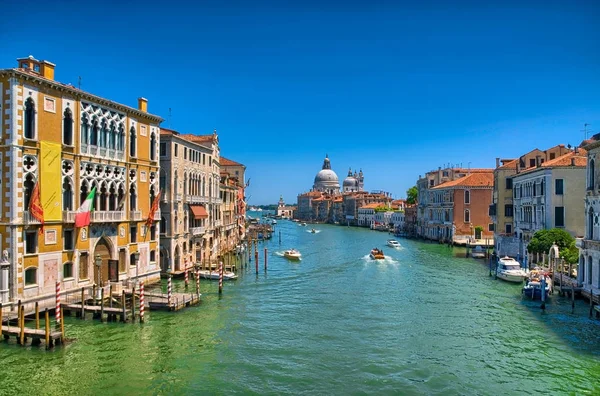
190 204 208 219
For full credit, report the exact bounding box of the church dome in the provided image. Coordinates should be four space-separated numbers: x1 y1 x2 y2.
343 176 357 187
315 169 339 184
313 154 340 193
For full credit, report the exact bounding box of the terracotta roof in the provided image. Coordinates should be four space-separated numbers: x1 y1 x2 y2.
220 157 244 167
180 134 216 144
360 203 386 209
334 197 343 202
432 172 494 189
160 127 178 136
497 159 518 170
540 150 587 167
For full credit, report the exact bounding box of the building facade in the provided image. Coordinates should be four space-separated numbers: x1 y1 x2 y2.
276 196 296 218
0 56 162 305
578 135 600 297
159 128 221 272
512 149 586 257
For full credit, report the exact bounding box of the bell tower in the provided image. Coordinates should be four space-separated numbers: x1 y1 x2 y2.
278 195 285 208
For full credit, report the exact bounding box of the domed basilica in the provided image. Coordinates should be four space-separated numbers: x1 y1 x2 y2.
312 154 364 194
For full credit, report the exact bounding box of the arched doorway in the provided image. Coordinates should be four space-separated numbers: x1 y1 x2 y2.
159 247 170 273
93 237 114 286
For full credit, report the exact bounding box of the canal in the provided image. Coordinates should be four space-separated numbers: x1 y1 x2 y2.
2 218 600 395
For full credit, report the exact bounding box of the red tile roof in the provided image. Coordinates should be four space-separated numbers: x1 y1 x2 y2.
220 157 244 167
180 134 216 143
497 159 518 170
432 172 494 189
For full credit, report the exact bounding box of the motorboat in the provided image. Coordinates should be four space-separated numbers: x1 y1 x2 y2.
496 256 528 283
522 269 552 299
370 248 385 260
387 239 401 248
198 269 238 280
300 222 307 227
284 249 302 260
310 228 317 233
471 245 486 258
272 220 277 224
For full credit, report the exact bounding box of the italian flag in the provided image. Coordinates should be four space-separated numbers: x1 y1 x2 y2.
75 187 97 228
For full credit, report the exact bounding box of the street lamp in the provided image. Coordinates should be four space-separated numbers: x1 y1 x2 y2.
133 251 140 285
94 254 102 299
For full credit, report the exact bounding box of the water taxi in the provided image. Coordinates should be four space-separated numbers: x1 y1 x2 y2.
311 228 317 233
300 222 307 227
496 256 528 283
370 248 385 260
386 239 401 248
284 249 302 260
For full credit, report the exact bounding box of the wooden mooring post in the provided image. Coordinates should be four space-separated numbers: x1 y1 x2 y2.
44 309 50 349
80 287 86 319
100 287 105 321
19 306 25 345
121 291 127 322
131 285 136 321
219 261 224 295
540 277 546 310
35 302 40 329
264 248 268 271
571 284 575 314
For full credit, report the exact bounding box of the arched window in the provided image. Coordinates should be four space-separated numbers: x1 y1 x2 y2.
464 190 470 204
161 216 167 234
108 183 117 211
129 126 136 157
24 97 35 139
81 114 89 145
62 177 73 210
588 208 594 240
464 209 470 223
63 262 74 279
25 267 37 285
90 119 99 146
24 174 35 210
129 183 137 211
80 182 89 205
589 159 595 190
150 132 157 161
117 184 125 211
109 123 117 150
63 108 73 145
183 172 188 196
588 256 593 285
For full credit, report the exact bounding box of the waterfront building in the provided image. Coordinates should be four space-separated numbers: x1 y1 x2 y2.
578 134 600 297
491 145 571 256
276 195 296 218
402 204 418 237
390 211 405 231
416 167 493 240
342 191 392 226
219 156 247 248
357 203 380 227
427 171 494 243
159 128 221 272
511 148 586 258
0 56 162 304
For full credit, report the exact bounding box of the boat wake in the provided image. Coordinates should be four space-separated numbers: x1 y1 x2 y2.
361 254 398 265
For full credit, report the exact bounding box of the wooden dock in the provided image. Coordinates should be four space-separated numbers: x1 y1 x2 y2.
1 304 63 349
146 292 200 311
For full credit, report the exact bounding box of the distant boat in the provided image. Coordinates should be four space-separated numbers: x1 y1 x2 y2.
310 228 317 233
284 249 302 260
198 270 238 280
471 245 486 259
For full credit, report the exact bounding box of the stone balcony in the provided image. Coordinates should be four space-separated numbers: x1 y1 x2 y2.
580 238 600 250
129 211 142 221
190 226 205 236
93 211 125 222
23 211 41 224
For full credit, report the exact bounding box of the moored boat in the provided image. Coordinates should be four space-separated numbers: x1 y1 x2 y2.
522 269 552 299
311 228 317 233
496 256 528 283
471 245 486 258
387 239 401 248
284 249 302 260
198 269 238 280
370 248 385 260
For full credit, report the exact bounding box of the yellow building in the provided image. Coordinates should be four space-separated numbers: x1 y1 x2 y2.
0 56 163 305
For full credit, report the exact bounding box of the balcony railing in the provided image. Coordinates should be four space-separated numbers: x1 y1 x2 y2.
93 211 125 222
23 211 41 224
63 211 76 223
129 211 142 221
190 226 205 236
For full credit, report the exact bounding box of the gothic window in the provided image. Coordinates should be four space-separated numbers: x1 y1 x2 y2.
150 185 157 208
63 108 73 145
588 207 594 240
129 183 137 211
80 181 89 205
24 173 35 210
183 172 188 196
150 132 157 161
117 184 125 211
589 159 595 190
119 125 125 152
62 177 74 210
24 97 35 139
159 171 166 194
81 114 89 145
129 126 136 157
109 123 116 150
108 183 117 211
90 119 99 146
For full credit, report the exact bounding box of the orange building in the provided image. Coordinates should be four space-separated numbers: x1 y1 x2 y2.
0 56 162 306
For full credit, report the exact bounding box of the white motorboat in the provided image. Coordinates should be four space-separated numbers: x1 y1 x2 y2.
522 269 552 300
284 249 302 260
198 269 238 280
272 220 277 224
471 245 486 258
496 256 528 283
387 239 401 248
310 228 317 233
300 222 307 227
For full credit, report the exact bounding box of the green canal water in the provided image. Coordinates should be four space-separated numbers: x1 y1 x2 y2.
2 218 600 395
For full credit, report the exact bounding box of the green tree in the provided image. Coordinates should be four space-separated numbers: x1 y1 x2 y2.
406 186 418 205
527 228 578 264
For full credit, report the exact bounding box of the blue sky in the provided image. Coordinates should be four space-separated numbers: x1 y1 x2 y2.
2 1 599 204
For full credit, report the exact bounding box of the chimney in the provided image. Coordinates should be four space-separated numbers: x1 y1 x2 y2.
571 157 576 166
138 97 148 112
495 157 500 168
40 60 55 80
536 155 541 167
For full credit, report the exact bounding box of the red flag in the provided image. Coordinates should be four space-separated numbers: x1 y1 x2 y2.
29 180 44 233
146 189 161 228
